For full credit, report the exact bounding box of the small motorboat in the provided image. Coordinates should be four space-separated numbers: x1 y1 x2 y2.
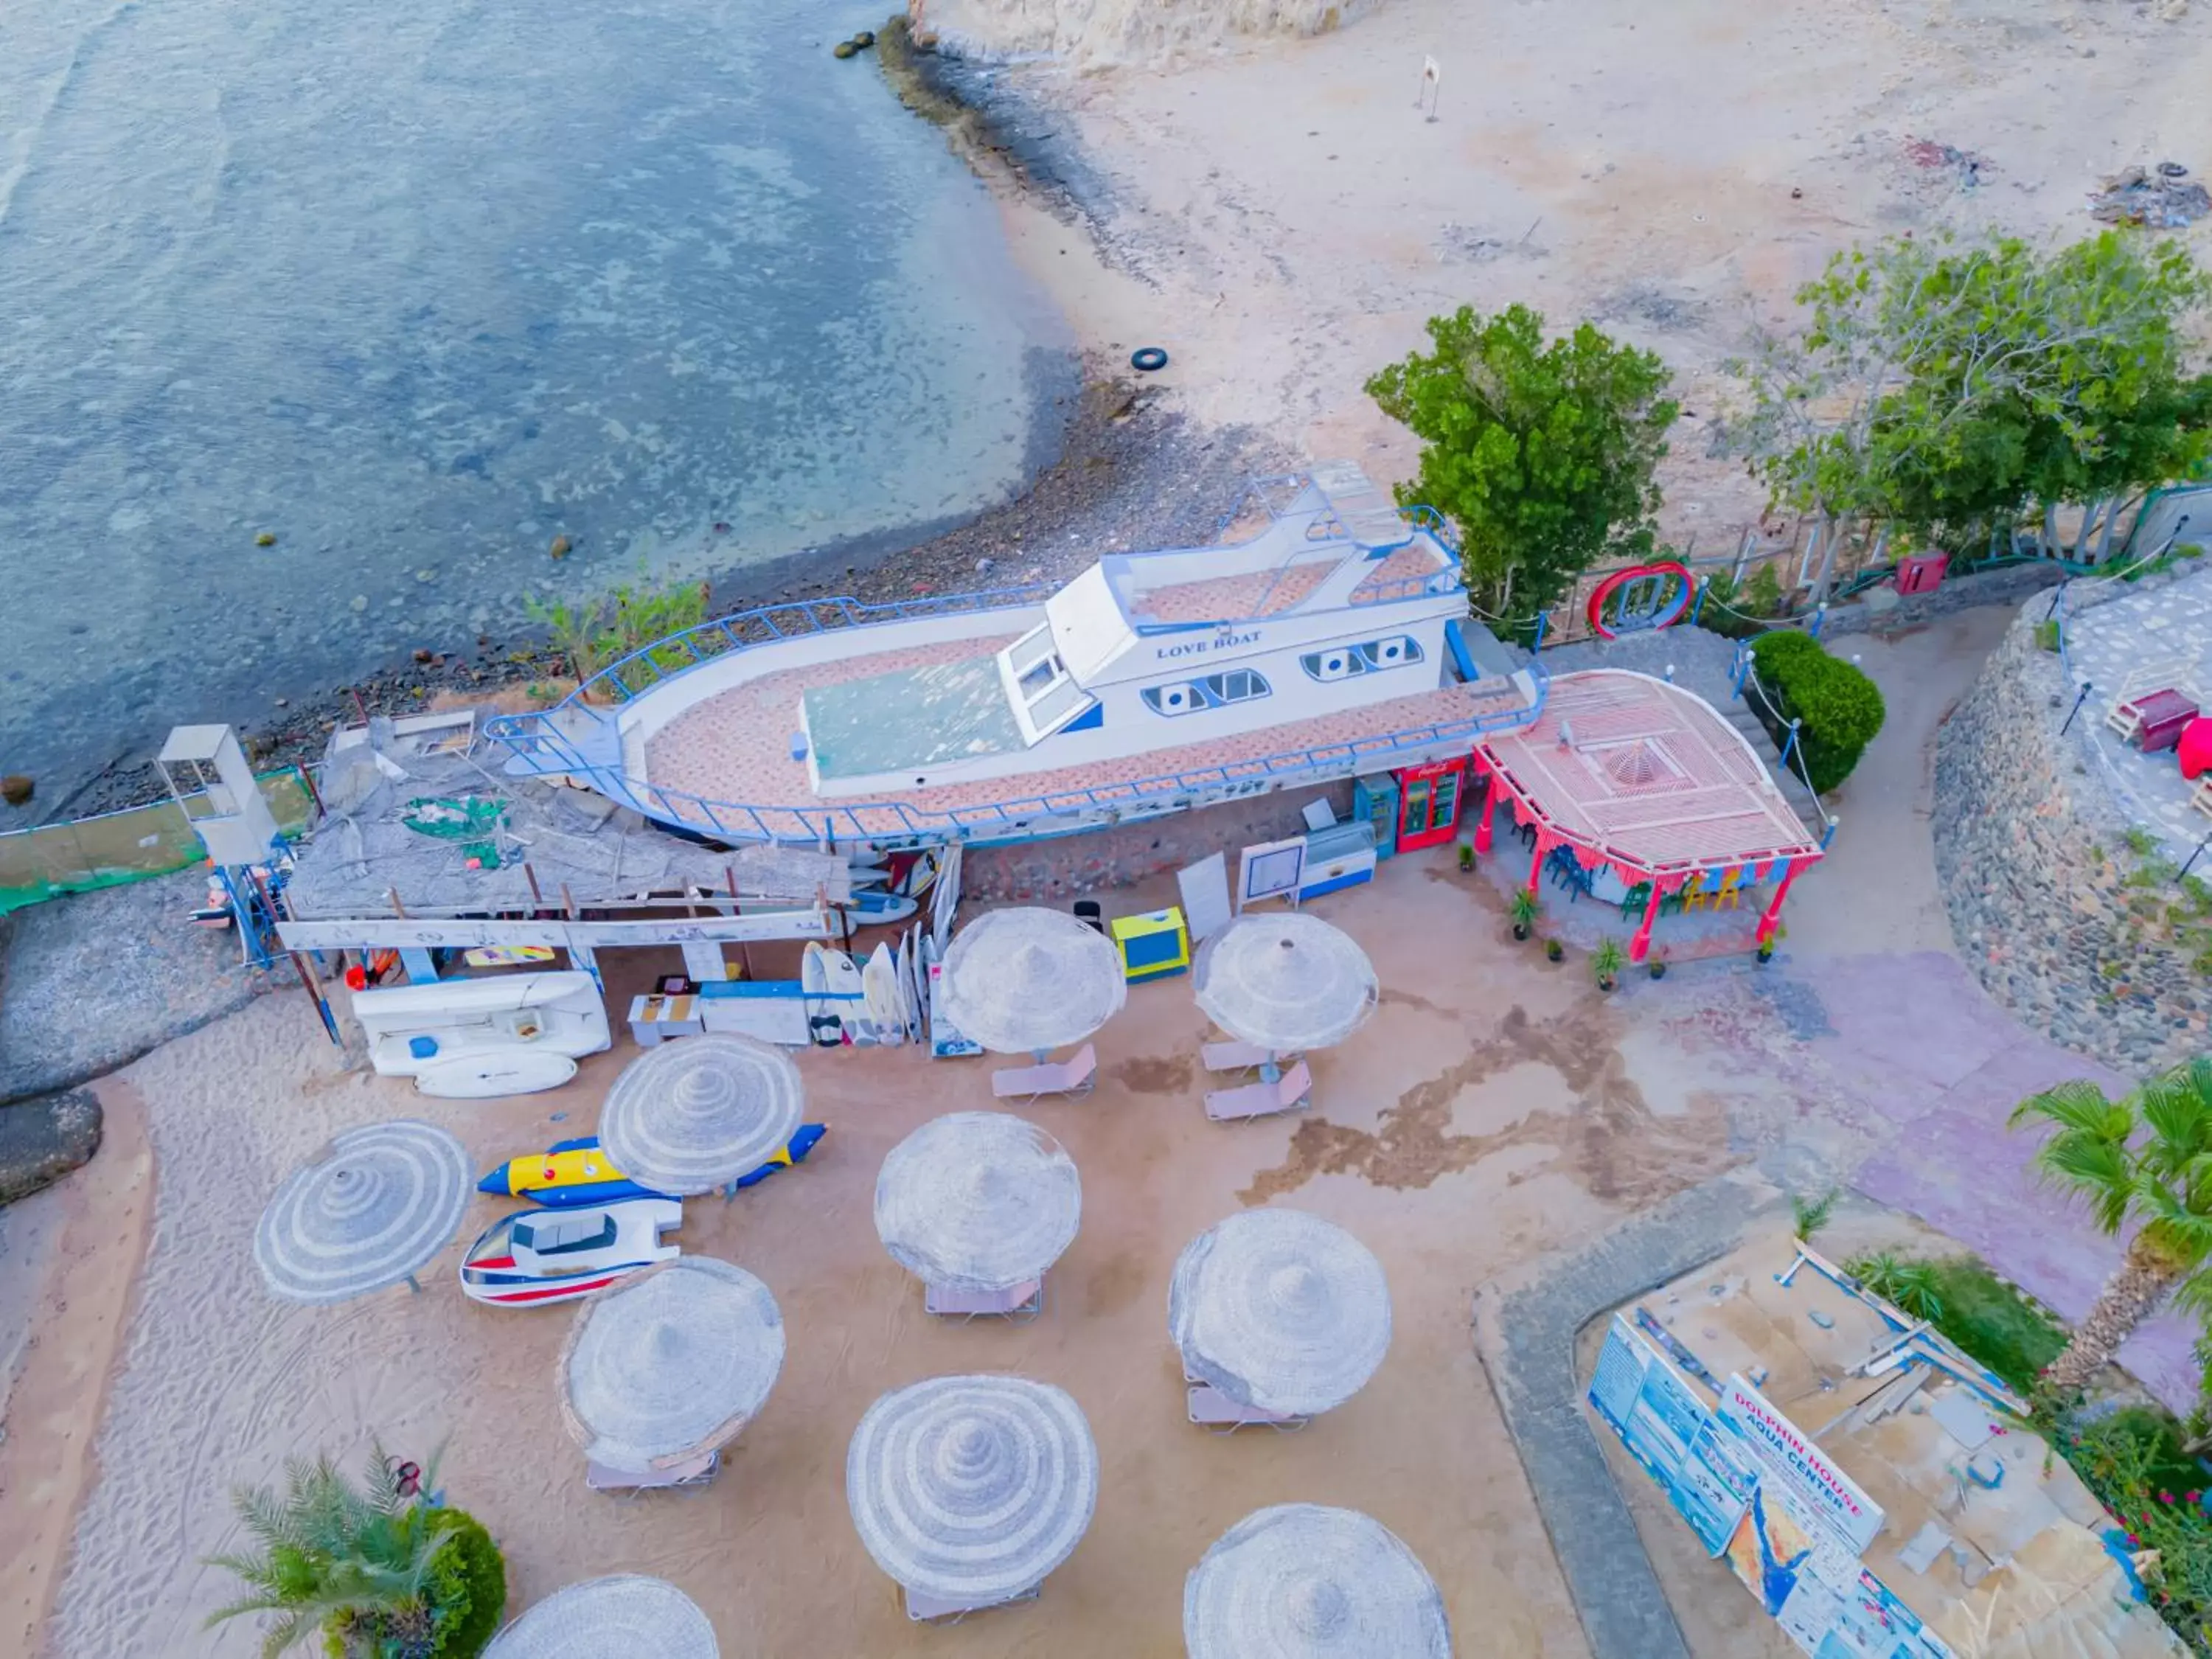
477 1135 664 1207
458 1197 681 1308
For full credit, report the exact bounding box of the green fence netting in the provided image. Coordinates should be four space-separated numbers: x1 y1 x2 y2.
0 768 318 917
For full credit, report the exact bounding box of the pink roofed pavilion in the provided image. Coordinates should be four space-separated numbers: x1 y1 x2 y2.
1470 669 1826 961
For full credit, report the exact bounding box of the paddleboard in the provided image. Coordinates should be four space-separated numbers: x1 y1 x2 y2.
862 942 902 1045
901 925 925 1046
801 942 841 1047
414 1048 577 1099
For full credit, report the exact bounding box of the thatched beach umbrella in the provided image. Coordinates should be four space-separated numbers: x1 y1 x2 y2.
1169 1208 1392 1417
599 1033 804 1195
1194 913 1377 1053
847 1374 1099 1606
874 1113 1080 1293
1184 1504 1451 1658
936 905 1127 1055
484 1573 717 1659
558 1258 785 1472
254 1119 470 1303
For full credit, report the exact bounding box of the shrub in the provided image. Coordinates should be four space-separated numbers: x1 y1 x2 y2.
1845 1250 2065 1396
1748 631 1886 793
2048 1406 2212 1648
423 1509 506 1658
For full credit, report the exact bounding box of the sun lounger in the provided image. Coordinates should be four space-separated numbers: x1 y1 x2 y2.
990 1043 1097 1105
1201 1040 1273 1074
905 1582 1042 1624
925 1277 1044 1322
585 1450 720 1494
1186 1381 1310 1434
1205 1060 1313 1123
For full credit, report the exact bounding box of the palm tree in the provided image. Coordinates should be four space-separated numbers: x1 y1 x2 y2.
2008 1057 2212 1399
207 1443 451 1658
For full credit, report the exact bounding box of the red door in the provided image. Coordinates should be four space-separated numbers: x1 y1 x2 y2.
1395 757 1468 852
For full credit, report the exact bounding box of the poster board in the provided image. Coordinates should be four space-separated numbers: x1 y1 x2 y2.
1237 836 1307 911
1177 853 1233 943
1587 1315 1756 1554
1714 1375 1885 1554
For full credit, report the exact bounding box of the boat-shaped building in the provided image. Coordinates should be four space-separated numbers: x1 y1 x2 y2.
487 465 1545 849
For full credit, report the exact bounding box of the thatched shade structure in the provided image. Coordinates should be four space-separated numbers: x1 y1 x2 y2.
935 906 1126 1054
874 1112 1080 1293
558 1258 785 1472
1185 1504 1451 1658
254 1119 470 1304
1169 1208 1392 1417
1194 913 1377 1053
599 1033 804 1195
847 1374 1099 1605
484 1573 717 1659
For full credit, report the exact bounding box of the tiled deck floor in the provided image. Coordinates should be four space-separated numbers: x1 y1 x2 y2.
641 633 1524 834
1131 543 1446 623
2063 566 2212 860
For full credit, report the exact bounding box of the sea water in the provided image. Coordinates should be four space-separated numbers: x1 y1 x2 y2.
0 0 1069 800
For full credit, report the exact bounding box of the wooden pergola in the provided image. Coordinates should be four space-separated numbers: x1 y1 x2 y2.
1471 669 1826 961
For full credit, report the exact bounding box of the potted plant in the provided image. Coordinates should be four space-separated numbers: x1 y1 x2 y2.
1756 924 1784 964
1458 841 1475 872
1510 888 1540 942
1592 937 1624 992
1544 936 1565 963
1648 946 1669 981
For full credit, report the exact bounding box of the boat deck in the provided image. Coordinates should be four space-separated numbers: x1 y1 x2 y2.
1129 543 1447 625
639 633 1524 836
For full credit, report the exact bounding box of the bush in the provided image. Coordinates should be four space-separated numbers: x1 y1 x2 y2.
422 1510 506 1658
1748 631 1886 793
2048 1406 2212 1648
1845 1251 2065 1396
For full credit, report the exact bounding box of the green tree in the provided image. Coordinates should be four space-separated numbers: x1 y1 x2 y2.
1365 304 1677 627
206 1445 504 1658
2009 1059 2212 1399
1731 230 2212 591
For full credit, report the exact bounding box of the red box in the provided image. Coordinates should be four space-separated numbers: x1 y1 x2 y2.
1895 553 1950 596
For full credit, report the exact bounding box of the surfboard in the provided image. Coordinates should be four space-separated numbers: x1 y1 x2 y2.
900 925 925 1046
861 942 902 1046
414 1048 577 1099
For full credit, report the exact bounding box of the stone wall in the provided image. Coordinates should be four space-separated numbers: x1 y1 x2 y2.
1933 599 2209 1075
1820 560 2067 639
959 779 1354 902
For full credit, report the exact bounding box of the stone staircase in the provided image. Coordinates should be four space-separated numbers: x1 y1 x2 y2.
1722 694 1829 841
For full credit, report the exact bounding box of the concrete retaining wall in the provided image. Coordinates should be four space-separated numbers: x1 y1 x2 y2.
1932 599 2210 1075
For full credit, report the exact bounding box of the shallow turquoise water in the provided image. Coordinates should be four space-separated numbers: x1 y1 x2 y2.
0 0 1068 796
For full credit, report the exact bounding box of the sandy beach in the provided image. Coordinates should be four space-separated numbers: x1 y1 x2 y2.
21 856 1697 1657
13 4 2212 1652
948 0 2212 544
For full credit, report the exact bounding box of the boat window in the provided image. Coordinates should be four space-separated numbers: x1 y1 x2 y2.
1204 668 1270 703
1142 669 1271 716
1301 636 1421 682
515 1216 616 1255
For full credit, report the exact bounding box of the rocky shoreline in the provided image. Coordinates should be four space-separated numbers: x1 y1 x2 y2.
44 360 1277 830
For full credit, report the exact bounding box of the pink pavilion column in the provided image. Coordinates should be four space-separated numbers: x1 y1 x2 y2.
1473 762 1496 855
1629 874 1667 963
1756 858 1801 947
1526 829 1550 896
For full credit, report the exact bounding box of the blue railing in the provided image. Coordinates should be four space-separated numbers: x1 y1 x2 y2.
488 648 1548 847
